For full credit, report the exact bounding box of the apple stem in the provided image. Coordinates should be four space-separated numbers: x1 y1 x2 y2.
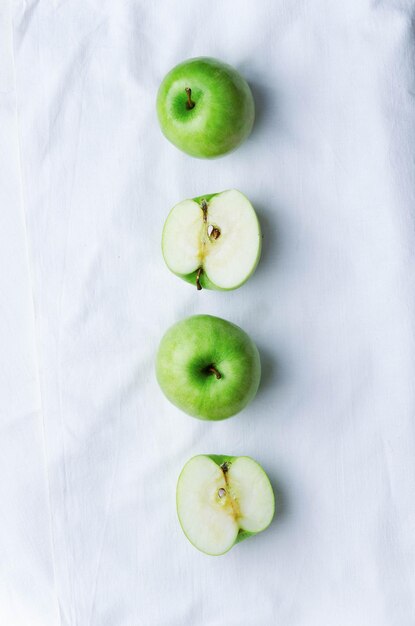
201 200 208 222
185 87 195 110
196 267 203 290
208 365 222 380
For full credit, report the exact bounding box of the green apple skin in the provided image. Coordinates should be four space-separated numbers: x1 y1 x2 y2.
156 315 261 420
156 57 255 158
176 454 275 555
161 190 262 291
181 268 217 291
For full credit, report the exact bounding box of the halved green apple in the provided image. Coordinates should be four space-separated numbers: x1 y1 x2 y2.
176 454 275 555
162 189 261 290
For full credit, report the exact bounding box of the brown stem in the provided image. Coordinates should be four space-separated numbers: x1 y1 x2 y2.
196 267 203 291
201 199 208 222
208 365 222 380
185 87 195 110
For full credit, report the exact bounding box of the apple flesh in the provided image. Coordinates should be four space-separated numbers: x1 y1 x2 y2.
162 189 261 291
156 314 261 420
177 455 275 555
156 57 255 158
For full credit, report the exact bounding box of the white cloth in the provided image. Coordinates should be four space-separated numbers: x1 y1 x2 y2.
0 3 58 625
2 0 415 624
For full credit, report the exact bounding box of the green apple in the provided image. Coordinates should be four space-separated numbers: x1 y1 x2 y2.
177 454 275 555
156 57 255 158
162 189 261 291
156 315 261 420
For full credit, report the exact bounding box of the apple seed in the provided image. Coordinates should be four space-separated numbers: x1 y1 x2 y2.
210 227 221 240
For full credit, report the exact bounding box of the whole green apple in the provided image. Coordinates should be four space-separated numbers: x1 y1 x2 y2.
162 189 261 290
156 57 255 158
156 315 261 420
177 454 275 555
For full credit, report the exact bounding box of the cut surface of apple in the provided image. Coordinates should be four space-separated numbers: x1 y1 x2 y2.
176 455 275 555
162 189 261 290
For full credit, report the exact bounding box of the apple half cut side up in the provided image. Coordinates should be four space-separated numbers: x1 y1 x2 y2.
176 455 275 556
162 189 261 291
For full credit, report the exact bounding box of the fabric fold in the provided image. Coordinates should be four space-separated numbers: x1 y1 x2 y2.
0 1 58 625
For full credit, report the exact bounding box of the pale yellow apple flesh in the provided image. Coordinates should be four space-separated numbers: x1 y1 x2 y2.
176 455 275 555
162 189 261 290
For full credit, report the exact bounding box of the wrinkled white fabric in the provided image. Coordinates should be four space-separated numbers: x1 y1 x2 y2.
0 3 58 625
3 0 415 624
